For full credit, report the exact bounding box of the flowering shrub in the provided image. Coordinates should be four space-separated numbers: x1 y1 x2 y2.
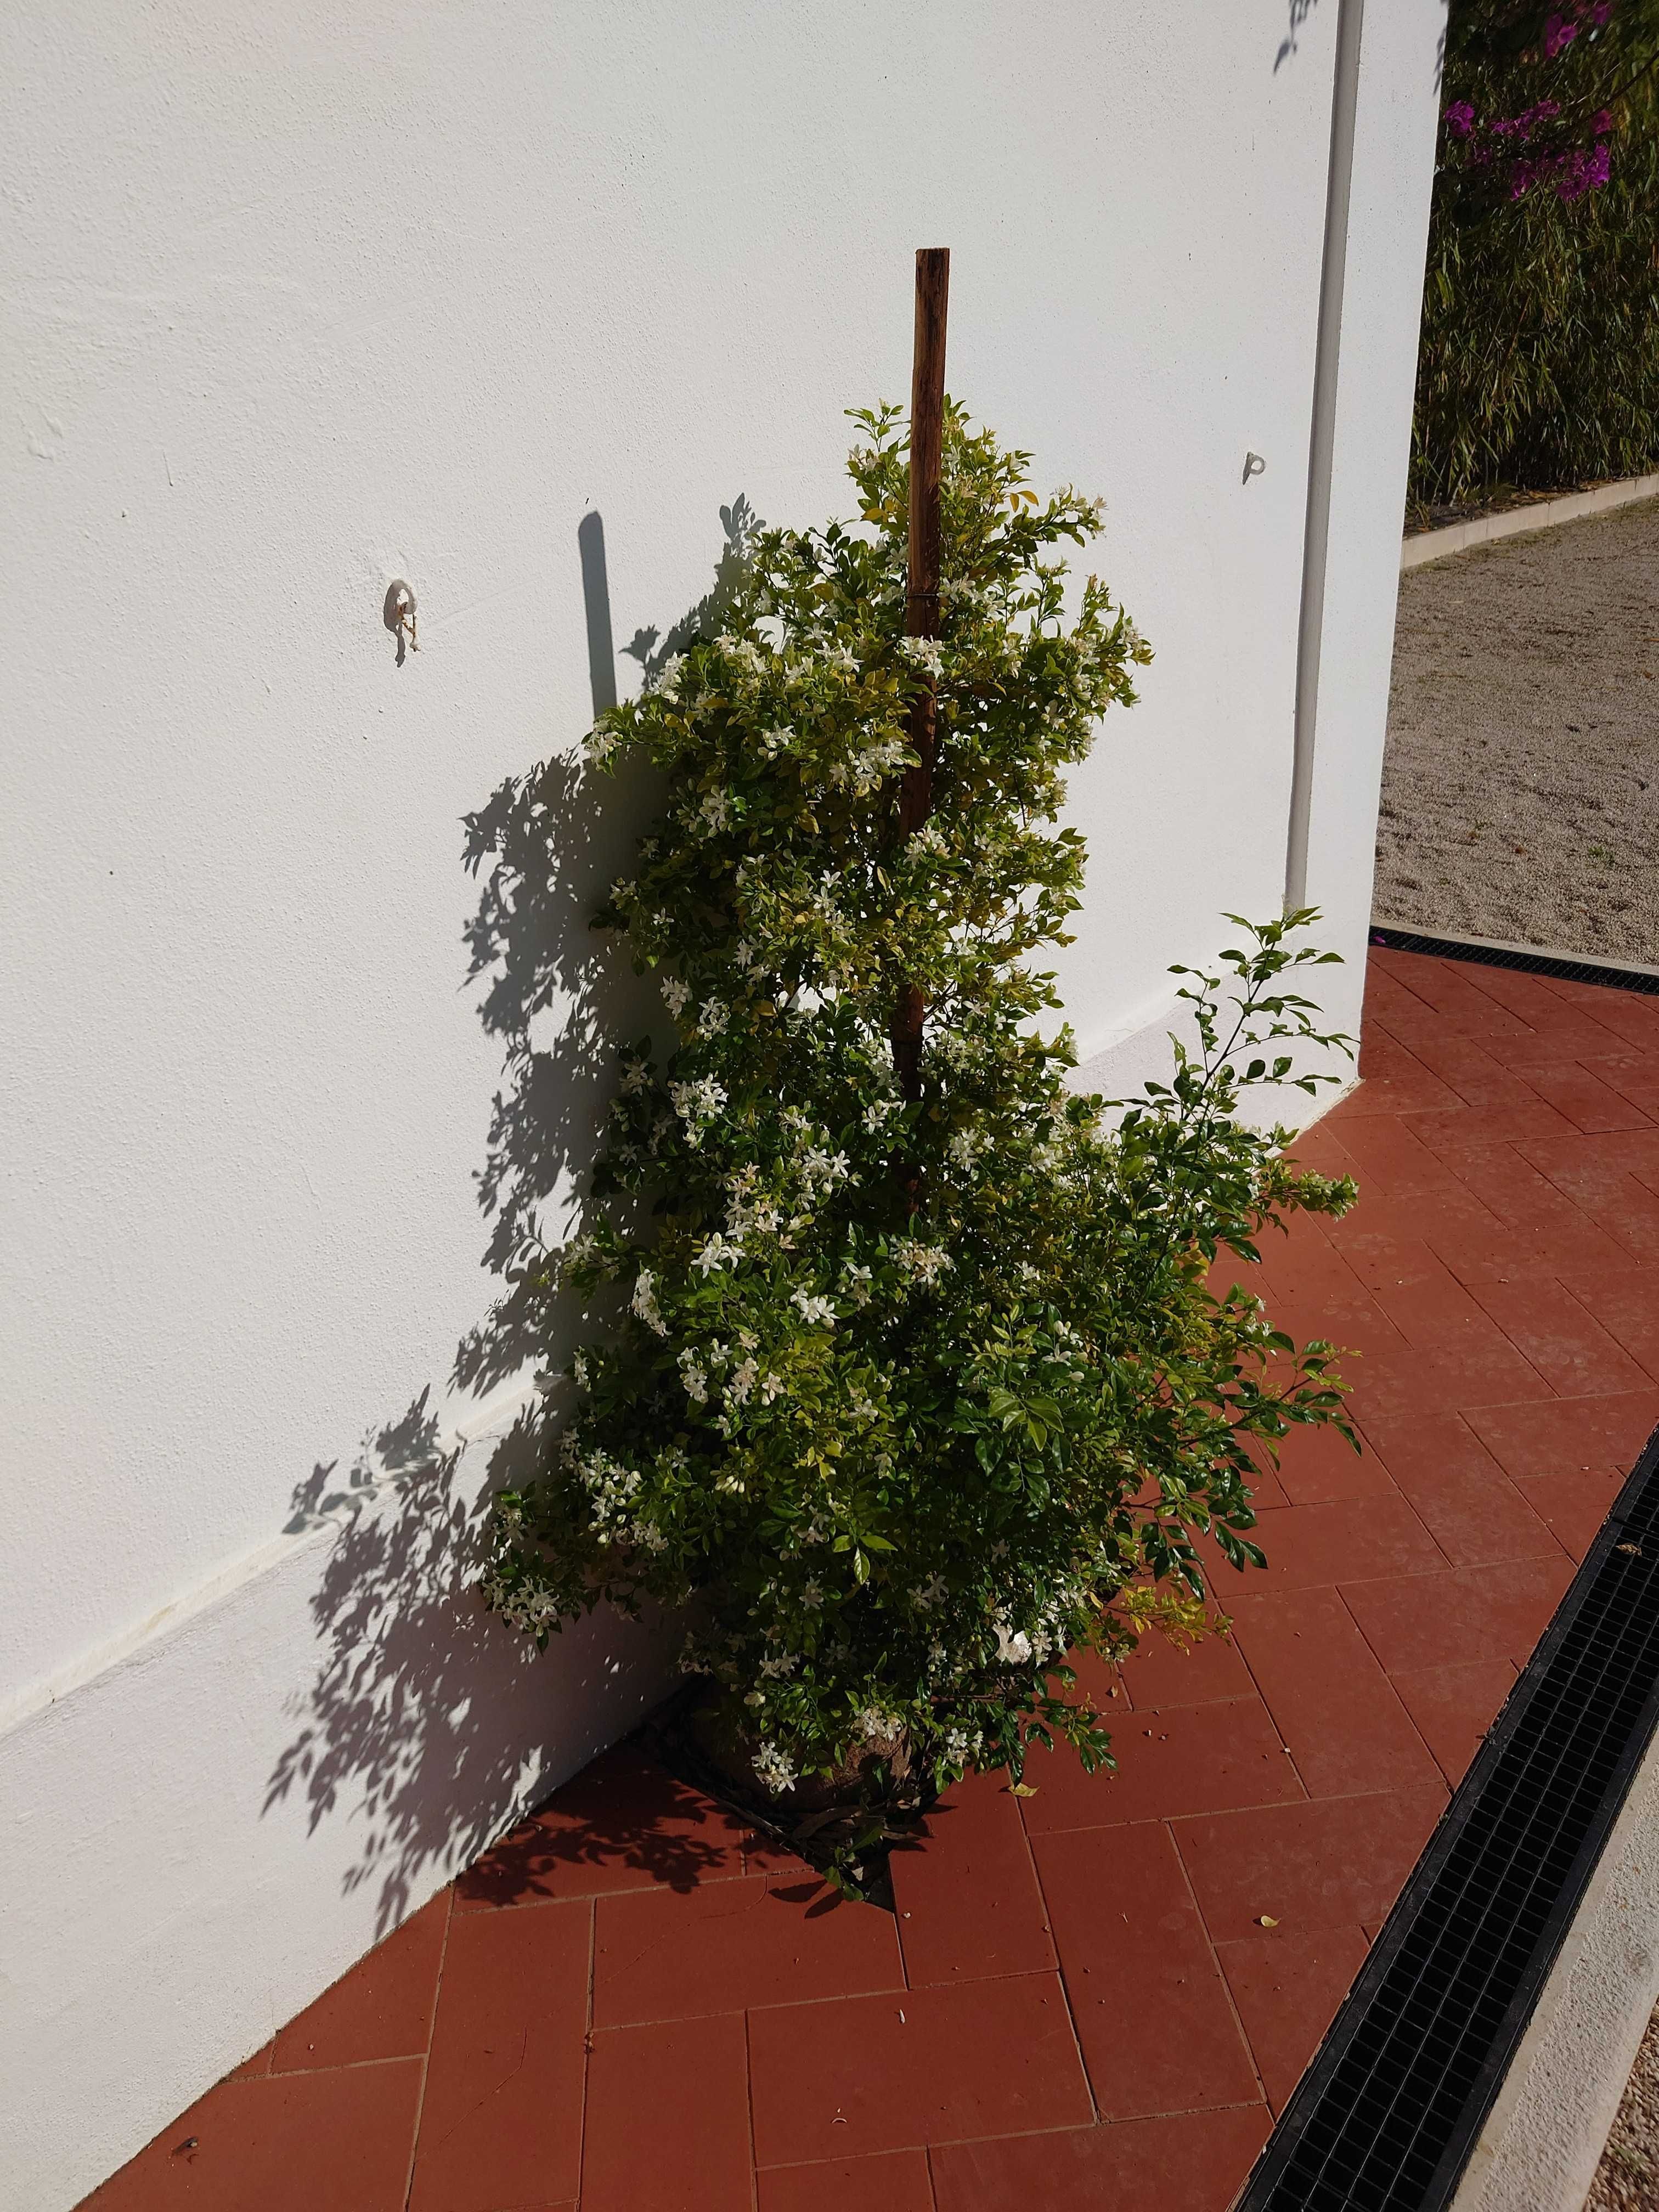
1414 0 1659 503
482 403 1357 1819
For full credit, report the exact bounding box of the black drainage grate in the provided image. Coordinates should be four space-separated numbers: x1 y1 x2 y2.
1237 1420 1659 2211
1369 923 1659 998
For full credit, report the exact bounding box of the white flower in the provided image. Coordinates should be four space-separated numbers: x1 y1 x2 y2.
692 788 732 834
802 1581 823 1608
695 1233 741 1276
620 1057 650 1094
752 1741 798 1793
728 1356 758 1404
899 634 944 676
893 1238 953 1286
697 998 729 1038
654 652 686 697
845 1263 873 1305
744 1689 766 1709
909 821 947 855
863 1097 899 1133
760 1371 785 1403
610 877 636 906
633 1521 668 1554
678 1349 708 1402
941 1725 979 1768
733 940 757 969
947 1127 985 1168
583 724 620 769
759 1650 799 1679
758 725 792 758
995 1621 1034 1666
911 1574 948 1611
662 975 692 1019
630 1269 668 1336
791 1290 836 1327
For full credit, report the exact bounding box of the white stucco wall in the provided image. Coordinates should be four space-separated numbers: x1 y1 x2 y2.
0 4 1441 2204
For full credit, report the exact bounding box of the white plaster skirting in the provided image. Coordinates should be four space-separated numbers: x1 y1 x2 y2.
1450 1716 1659 2212
1402 472 1659 569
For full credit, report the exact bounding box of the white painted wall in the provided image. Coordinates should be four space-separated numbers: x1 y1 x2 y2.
0 4 1440 2204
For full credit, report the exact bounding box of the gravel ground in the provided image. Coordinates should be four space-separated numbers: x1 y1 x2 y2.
1374 497 1659 965
1588 1999 1659 2211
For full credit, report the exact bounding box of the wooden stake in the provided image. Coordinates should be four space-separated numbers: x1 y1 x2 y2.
892 247 949 1104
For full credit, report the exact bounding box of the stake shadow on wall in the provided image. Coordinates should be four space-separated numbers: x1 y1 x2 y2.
263 498 757 1934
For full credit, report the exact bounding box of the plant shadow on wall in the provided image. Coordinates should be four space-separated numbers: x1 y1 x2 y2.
262 504 758 1936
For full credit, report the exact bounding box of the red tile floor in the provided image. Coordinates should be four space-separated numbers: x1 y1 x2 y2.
84 946 1659 2212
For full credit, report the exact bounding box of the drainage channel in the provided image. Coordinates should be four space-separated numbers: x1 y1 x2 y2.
1236 1420 1659 2211
1369 924 1659 998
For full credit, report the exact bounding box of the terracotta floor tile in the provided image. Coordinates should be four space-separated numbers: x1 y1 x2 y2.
1354 1410 1562 1567
1544 992 1659 1053
225 2045 273 2082
1521 1060 1652 1135
1339 1555 1574 1672
270 1893 448 2072
1521 1126 1659 1183
1338 1335 1553 1424
1407 1101 1579 1159
1325 1115 1466 1197
80 2060 423 2212
1469 1277 1652 1398
890 1768 1056 1986
1386 1025 1543 1109
1585 1051 1659 1115
1115 1623 1255 1709
1375 960 1528 1037
1556 1263 1659 1383
1216 1924 1369 2113
1480 1021 1643 1071
582 2012 752 2212
1344 1041 1465 1118
1351 1239 1521 1358
1390 1660 1518 1787
1449 962 1618 1036
1019 1695 1302 1835
455 1747 751 1907
747 1976 1092 2163
1228 1587 1442 1798
1174 1788 1448 1943
1262 1421 1395 1507
594 1870 902 2026
1508 1147 1659 1262
409 1899 588 2212
758 2148 935 2211
929 2106 1273 2212
1513 1467 1627 1561
1426 1153 1630 1279
1464 1393 1658 1482
1033 1823 1259 2119
1233 1494 1446 1592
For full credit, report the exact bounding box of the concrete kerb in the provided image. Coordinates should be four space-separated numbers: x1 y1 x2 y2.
1449 1714 1659 2212
1402 473 1659 571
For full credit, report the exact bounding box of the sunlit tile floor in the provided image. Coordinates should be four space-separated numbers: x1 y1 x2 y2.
83 949 1659 2210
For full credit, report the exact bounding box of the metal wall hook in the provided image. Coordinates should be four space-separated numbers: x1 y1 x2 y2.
1243 452 1267 486
383 579 419 665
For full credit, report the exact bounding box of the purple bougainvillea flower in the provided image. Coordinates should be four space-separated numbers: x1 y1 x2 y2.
1444 98 1476 136
1544 11 1578 54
